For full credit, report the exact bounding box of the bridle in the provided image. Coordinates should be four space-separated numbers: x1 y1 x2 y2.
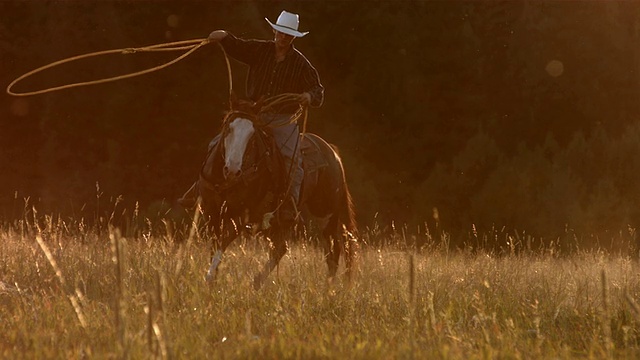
200 110 274 193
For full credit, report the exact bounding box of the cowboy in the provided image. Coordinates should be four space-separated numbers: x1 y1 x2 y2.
178 10 324 221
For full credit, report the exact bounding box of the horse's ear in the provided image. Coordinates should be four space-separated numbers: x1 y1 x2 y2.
229 91 239 109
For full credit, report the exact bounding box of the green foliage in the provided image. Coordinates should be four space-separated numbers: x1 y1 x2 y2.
415 122 640 251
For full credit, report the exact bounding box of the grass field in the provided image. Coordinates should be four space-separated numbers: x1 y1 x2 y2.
1 218 640 359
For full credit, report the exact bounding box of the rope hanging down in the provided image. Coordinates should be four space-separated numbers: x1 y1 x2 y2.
6 38 212 97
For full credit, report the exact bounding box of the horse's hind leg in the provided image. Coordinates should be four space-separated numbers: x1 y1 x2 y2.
253 233 288 290
324 238 340 278
323 218 357 281
343 232 357 281
323 219 341 278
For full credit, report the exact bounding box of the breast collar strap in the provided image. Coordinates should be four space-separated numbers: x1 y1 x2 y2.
201 128 275 193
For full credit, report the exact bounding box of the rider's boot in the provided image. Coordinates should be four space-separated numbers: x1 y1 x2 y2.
177 181 198 208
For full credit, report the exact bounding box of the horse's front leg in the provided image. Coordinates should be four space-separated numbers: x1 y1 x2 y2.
205 229 238 282
205 249 223 282
253 230 289 290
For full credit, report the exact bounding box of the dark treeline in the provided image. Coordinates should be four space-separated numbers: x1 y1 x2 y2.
2 1 639 249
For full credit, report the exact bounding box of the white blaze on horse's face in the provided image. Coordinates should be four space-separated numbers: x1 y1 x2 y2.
223 117 255 179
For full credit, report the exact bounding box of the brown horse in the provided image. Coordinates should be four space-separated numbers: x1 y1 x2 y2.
197 97 357 289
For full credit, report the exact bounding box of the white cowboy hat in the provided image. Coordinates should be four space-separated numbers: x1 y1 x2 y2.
265 10 309 38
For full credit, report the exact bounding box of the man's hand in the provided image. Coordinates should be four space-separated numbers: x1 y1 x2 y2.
207 30 228 44
299 92 311 106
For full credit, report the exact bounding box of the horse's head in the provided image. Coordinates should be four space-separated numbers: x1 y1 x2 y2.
219 94 269 181
222 115 255 181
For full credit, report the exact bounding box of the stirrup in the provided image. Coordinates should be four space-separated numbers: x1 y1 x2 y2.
177 197 196 208
279 197 300 222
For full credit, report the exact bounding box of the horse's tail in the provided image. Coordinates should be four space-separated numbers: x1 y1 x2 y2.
340 181 357 237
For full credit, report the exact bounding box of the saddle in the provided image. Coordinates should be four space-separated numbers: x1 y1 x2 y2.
298 134 329 205
301 134 329 173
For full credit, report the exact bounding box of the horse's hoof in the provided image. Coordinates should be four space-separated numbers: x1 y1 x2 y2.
252 277 263 290
205 272 215 283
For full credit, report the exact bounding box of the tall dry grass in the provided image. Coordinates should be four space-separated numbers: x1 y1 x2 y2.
1 217 640 359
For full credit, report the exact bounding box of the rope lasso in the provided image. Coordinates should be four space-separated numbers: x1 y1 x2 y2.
6 38 210 97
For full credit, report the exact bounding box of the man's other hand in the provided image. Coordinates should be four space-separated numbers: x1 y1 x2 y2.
207 30 228 43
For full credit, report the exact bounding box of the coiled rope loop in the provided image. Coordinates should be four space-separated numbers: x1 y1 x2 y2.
6 38 210 97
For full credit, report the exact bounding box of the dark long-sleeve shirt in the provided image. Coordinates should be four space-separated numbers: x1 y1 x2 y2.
220 33 324 114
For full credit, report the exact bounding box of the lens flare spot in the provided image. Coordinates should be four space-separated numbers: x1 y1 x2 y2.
546 60 564 77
